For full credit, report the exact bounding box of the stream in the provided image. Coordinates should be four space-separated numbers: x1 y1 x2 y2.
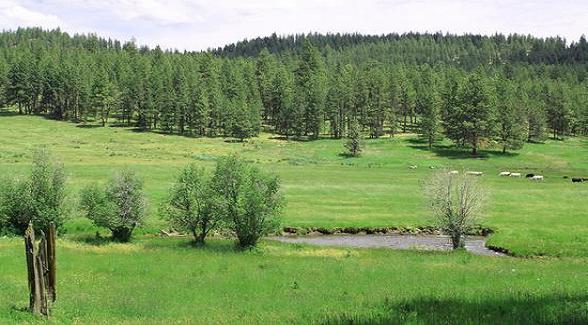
270 234 505 256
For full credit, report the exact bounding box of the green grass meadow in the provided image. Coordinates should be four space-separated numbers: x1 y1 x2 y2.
1 113 587 323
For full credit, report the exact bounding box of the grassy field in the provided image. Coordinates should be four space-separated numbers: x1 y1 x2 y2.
0 113 587 323
1 112 587 257
0 237 587 324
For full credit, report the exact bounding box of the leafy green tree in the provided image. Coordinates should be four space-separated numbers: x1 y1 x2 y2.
211 155 282 248
0 149 67 234
164 164 221 244
80 168 146 242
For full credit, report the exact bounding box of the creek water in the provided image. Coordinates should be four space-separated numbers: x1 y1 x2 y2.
270 234 504 256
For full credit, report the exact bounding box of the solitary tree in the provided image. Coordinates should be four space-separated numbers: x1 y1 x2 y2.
345 118 362 157
80 168 146 242
211 155 283 248
164 164 221 244
425 171 486 249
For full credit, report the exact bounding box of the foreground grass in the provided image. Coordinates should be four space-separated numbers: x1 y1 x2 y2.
0 113 587 257
0 237 587 324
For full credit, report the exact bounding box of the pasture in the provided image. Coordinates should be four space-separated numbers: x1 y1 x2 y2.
0 113 587 323
1 113 586 257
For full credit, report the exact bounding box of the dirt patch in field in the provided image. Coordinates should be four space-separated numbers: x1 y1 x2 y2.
270 234 505 256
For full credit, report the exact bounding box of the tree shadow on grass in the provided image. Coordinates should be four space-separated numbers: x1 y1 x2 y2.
0 110 21 117
142 237 239 253
322 294 588 324
407 138 520 160
338 152 359 158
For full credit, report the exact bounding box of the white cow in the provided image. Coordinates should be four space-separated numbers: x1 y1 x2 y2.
530 175 544 181
499 172 511 176
409 165 417 169
509 173 522 177
448 170 459 175
466 171 483 176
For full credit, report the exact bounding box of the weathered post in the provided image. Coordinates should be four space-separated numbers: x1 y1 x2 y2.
47 223 56 302
24 223 54 316
36 233 48 315
24 224 42 315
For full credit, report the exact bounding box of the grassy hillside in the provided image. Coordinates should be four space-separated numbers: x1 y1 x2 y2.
0 113 587 256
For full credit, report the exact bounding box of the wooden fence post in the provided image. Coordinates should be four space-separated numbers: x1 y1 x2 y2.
47 222 56 302
24 223 42 316
24 223 56 316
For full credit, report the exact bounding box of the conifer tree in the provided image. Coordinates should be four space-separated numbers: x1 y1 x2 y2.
345 118 362 157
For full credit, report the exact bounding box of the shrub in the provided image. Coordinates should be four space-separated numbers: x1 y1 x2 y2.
164 164 221 244
425 171 486 249
212 155 283 248
80 168 146 242
0 149 67 235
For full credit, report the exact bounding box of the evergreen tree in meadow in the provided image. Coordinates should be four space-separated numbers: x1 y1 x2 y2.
255 49 277 123
296 40 327 139
345 118 362 157
544 82 571 139
274 64 295 138
398 70 416 133
495 78 526 153
454 69 496 156
418 73 441 149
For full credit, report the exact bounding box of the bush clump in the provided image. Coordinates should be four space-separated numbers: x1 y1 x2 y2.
163 155 283 248
163 164 221 244
80 168 146 242
0 149 67 235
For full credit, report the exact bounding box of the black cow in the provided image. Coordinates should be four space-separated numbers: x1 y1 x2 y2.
572 178 583 183
525 173 535 178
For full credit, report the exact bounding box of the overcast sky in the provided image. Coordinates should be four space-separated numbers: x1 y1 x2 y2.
1 0 586 51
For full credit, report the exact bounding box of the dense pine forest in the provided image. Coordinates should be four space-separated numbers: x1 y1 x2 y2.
0 28 587 154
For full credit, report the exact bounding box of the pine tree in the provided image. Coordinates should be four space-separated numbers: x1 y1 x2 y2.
345 118 362 157
456 69 496 156
495 78 526 153
418 74 441 149
296 40 327 139
544 82 571 139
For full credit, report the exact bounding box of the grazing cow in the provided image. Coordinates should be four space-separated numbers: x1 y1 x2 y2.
530 175 544 181
525 173 535 178
466 171 483 176
572 177 584 183
448 170 459 175
499 172 511 176
409 165 417 169
509 173 521 177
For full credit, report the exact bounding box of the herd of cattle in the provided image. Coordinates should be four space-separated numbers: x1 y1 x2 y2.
408 165 587 183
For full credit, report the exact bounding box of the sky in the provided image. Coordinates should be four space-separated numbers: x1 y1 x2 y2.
0 0 587 51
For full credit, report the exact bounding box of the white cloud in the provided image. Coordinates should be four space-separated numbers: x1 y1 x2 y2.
0 0 66 30
1 0 586 50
